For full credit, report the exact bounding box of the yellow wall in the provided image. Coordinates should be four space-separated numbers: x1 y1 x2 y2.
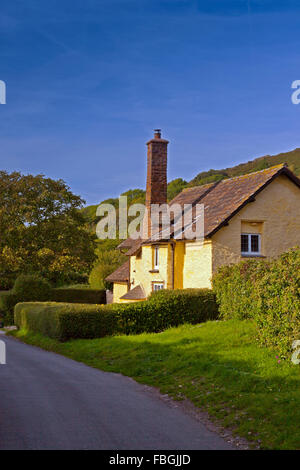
183 239 212 288
212 174 300 273
113 282 129 303
130 244 169 297
174 241 185 289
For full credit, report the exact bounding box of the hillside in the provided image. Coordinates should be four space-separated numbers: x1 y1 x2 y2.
189 148 300 186
82 147 300 231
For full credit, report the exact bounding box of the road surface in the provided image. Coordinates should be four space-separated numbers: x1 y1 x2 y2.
0 335 234 450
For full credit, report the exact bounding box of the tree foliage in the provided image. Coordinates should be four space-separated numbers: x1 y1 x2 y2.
0 171 96 286
89 246 126 289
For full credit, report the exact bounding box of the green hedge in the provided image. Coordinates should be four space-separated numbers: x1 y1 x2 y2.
14 288 219 340
14 302 117 341
1 284 106 326
212 260 267 320
212 248 300 356
50 288 106 304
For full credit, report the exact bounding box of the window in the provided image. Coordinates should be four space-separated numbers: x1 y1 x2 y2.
241 233 261 256
153 282 164 291
154 246 159 269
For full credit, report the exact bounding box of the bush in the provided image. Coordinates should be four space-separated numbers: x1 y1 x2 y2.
14 302 117 341
13 274 52 302
0 274 16 291
252 249 300 357
14 288 218 340
51 288 106 304
89 249 127 290
114 288 218 335
212 248 300 356
48 271 89 288
212 260 267 320
0 292 18 325
89 263 116 290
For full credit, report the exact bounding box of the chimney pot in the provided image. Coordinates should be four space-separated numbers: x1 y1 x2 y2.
154 129 161 139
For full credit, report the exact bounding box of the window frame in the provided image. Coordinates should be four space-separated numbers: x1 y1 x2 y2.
154 246 160 270
241 233 261 256
152 282 164 292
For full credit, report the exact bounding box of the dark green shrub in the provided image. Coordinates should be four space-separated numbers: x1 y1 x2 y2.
48 272 89 287
14 302 117 341
115 288 219 335
149 288 218 322
0 292 18 325
50 288 106 304
0 274 16 291
13 274 52 302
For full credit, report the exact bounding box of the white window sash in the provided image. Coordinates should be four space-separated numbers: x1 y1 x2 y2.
241 233 261 256
153 283 164 291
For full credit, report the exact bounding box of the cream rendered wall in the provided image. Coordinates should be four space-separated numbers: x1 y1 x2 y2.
130 244 169 297
183 239 212 288
129 239 213 292
113 282 129 303
212 174 300 274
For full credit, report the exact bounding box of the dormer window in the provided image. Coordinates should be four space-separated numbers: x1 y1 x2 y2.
241 233 261 256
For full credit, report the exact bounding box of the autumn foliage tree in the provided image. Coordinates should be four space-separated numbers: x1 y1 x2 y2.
0 171 96 287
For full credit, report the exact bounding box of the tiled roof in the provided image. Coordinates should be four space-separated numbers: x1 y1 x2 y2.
117 238 136 250
105 260 129 283
120 284 146 300
117 237 143 256
143 164 300 242
124 239 143 256
199 164 300 237
169 182 218 208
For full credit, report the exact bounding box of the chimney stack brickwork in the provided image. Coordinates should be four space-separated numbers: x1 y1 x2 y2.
144 130 169 238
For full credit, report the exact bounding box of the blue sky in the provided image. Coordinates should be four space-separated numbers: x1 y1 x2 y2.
1 0 300 205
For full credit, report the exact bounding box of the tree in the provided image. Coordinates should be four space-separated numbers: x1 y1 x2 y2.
0 171 96 286
89 247 126 289
167 178 188 201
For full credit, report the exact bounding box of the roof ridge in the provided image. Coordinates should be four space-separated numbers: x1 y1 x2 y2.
217 163 287 184
181 182 216 192
185 163 287 192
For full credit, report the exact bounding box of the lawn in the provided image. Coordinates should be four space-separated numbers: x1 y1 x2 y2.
11 319 300 450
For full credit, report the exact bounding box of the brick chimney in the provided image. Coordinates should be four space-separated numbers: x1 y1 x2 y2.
143 129 169 238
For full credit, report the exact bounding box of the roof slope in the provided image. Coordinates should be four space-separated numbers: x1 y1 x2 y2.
147 164 300 241
170 182 218 208
199 164 300 237
120 284 146 300
105 260 129 283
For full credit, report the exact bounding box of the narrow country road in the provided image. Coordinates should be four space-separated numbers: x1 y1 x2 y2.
0 335 234 450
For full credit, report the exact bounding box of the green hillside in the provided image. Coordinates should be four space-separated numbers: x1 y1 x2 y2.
189 148 300 186
83 147 300 231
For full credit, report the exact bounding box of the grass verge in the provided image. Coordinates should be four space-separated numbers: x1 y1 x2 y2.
10 319 300 450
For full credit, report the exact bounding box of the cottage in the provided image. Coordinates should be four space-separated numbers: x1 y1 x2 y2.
106 130 300 303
